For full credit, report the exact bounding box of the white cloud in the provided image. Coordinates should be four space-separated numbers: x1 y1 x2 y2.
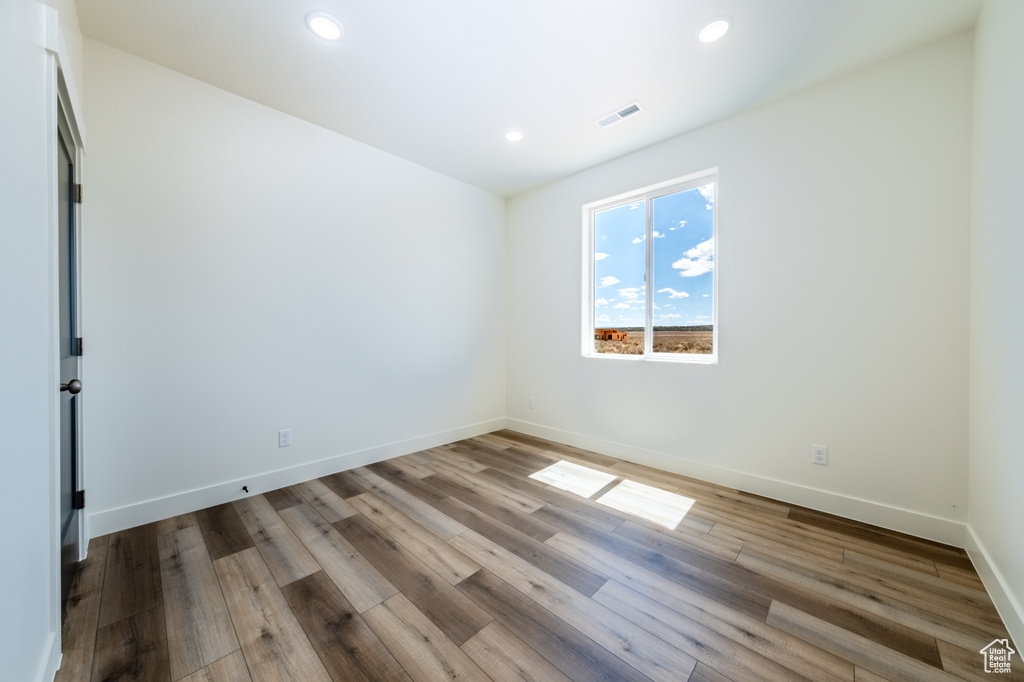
595 298 609 307
703 294 709 297
618 287 641 299
613 303 631 309
632 235 645 244
678 220 687 228
653 231 665 238
596 314 611 324
672 238 714 277
629 202 642 210
657 287 690 299
660 313 681 320
698 184 714 204
599 276 620 288
595 252 610 261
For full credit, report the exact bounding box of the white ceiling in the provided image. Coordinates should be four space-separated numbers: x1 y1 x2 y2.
77 0 981 197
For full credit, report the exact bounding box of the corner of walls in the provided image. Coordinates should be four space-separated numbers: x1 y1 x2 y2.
967 0 1024 650
965 526 1024 649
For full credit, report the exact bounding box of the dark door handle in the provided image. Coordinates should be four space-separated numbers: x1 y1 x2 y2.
60 379 82 394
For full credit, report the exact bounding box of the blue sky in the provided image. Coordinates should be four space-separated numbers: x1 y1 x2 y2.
594 183 714 328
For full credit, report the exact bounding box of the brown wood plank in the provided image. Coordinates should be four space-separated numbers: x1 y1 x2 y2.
615 518 742 561
54 589 102 682
384 454 436 479
281 571 412 682
320 470 368 499
422 471 560 542
364 460 449 505
70 537 109 598
277 502 397 614
688 661 737 682
195 502 255 562
439 495 609 596
788 508 974 570
450 530 697 682
478 467 627 531
422 457 545 513
293 478 358 523
347 492 481 585
593 579 830 682
262 485 305 512
534 504 771 619
449 441 556 479
843 549 999 615
362 593 489 682
98 523 163 628
157 525 239 680
767 601 961 682
232 495 320 586
457 568 654 682
346 467 468 539
936 640 1024 682
153 513 199 536
91 606 171 682
738 547 993 654
213 547 331 681
544 531 856 682
334 513 491 645
461 620 573 682
178 650 252 682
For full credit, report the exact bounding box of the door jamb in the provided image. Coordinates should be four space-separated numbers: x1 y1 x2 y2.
44 6 86 675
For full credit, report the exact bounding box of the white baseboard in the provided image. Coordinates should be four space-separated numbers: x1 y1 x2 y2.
88 418 506 537
965 526 1024 649
505 418 967 547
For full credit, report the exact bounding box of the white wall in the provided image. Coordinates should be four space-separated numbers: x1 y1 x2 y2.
506 33 973 543
0 2 74 680
968 0 1024 647
82 40 506 534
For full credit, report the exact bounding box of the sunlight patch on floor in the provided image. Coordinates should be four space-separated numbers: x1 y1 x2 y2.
595 478 695 529
529 460 618 497
530 460 694 529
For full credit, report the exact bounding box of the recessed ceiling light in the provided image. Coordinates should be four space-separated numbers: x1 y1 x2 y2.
504 130 525 143
306 12 344 41
698 17 732 43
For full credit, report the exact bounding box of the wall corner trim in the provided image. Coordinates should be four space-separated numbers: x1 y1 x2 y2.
966 525 1024 649
505 418 968 548
87 417 506 537
35 631 59 682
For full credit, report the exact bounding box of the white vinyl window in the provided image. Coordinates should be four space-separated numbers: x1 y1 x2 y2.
583 169 718 363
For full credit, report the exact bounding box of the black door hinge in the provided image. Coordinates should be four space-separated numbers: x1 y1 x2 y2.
73 490 85 510
74 183 83 204
73 337 83 356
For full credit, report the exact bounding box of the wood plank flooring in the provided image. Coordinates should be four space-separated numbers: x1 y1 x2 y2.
56 431 1020 681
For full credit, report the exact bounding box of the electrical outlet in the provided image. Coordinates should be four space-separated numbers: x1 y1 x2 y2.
528 396 535 409
811 444 828 465
279 429 292 447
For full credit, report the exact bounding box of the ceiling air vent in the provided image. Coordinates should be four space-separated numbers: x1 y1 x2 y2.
596 101 645 128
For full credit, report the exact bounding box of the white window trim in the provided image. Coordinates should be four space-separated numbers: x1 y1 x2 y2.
581 168 719 364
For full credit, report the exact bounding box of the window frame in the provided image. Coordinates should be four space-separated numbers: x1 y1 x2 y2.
581 168 719 364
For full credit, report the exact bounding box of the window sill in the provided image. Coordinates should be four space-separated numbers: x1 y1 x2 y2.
583 352 717 365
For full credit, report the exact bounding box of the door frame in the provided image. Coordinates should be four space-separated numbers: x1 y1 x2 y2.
44 1 86 654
